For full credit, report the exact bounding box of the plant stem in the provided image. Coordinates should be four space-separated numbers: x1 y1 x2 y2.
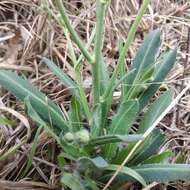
93 0 107 105
108 0 151 99
55 0 94 64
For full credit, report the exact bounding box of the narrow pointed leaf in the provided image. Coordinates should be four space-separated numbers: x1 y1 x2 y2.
100 56 109 95
139 49 177 110
138 90 173 133
24 97 61 144
42 57 79 97
106 165 147 187
109 100 139 134
70 96 82 131
105 100 139 158
114 129 165 165
0 70 68 131
100 69 136 131
128 129 165 166
21 125 43 177
91 103 102 137
141 151 173 164
124 29 160 95
88 134 143 147
78 156 108 170
133 164 190 182
42 57 91 121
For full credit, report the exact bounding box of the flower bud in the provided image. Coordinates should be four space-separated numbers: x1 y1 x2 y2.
75 129 90 144
63 132 74 143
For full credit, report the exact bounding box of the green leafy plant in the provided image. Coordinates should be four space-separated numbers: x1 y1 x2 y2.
0 0 190 189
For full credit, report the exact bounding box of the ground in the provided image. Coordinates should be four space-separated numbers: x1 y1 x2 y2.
0 0 190 190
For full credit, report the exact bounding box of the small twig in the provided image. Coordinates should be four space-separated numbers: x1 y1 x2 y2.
0 64 34 72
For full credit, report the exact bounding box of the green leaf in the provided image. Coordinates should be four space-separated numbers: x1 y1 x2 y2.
84 176 100 190
91 103 102 137
124 29 160 96
100 69 136 131
25 97 84 158
42 57 91 121
128 129 165 166
114 129 165 165
106 165 147 187
100 56 109 95
88 134 144 147
0 117 16 126
42 57 79 97
58 152 65 168
141 151 173 164
61 173 85 190
24 97 62 144
138 90 173 133
78 156 108 170
133 164 190 182
70 96 82 131
139 49 177 110
109 100 139 134
175 153 186 163
59 138 88 159
105 100 139 158
0 70 68 131
21 125 43 177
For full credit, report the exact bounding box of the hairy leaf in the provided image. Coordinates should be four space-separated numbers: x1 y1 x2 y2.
133 164 190 182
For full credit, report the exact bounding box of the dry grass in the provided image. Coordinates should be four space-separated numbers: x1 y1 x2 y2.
0 0 190 189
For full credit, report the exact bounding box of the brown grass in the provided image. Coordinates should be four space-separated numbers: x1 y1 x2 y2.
0 0 190 189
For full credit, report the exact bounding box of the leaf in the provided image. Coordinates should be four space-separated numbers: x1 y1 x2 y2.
42 57 91 121
0 117 16 126
100 69 136 131
105 100 139 159
91 103 102 137
124 29 160 95
88 134 144 147
78 156 108 170
70 96 82 131
21 125 43 177
61 173 85 190
139 49 177 110
0 70 68 131
25 97 84 158
114 129 165 165
100 56 109 95
106 165 147 187
141 151 173 164
133 164 190 183
138 90 173 133
77 157 147 187
25 97 61 144
84 176 100 190
42 57 79 97
128 129 165 166
109 100 139 134
58 152 65 168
